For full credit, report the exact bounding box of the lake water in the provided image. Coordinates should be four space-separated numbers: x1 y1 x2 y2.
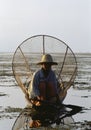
0 53 91 130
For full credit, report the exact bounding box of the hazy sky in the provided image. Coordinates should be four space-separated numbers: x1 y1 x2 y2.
0 0 91 52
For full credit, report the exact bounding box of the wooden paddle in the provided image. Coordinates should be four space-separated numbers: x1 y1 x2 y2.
28 97 83 114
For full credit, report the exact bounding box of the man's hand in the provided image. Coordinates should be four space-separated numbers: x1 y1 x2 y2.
31 97 41 106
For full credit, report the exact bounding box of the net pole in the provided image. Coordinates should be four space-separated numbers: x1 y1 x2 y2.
58 46 68 80
43 35 45 54
19 46 32 78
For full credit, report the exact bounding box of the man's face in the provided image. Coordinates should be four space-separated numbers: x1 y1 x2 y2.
42 63 52 71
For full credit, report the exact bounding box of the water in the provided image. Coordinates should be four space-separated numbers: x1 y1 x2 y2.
0 53 91 130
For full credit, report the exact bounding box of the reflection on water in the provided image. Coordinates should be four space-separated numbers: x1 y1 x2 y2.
0 53 91 130
12 105 80 130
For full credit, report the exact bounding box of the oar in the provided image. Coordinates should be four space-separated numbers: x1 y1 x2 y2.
29 98 83 113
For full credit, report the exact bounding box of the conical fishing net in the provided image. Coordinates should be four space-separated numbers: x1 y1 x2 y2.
12 35 77 95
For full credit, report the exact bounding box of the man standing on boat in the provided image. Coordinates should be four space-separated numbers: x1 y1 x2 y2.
28 54 67 106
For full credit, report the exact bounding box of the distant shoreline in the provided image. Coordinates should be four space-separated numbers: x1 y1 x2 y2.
0 52 91 54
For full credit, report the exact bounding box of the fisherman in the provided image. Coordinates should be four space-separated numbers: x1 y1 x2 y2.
28 54 67 106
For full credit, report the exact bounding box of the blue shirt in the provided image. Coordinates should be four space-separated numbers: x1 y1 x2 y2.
29 69 58 99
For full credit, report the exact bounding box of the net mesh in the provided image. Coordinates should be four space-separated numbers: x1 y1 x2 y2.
12 35 77 95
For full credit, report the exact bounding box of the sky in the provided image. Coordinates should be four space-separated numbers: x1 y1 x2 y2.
0 0 91 53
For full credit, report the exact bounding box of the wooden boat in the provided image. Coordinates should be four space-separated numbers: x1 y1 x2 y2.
12 35 79 129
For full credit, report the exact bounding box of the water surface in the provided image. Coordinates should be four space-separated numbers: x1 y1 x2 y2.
0 53 91 130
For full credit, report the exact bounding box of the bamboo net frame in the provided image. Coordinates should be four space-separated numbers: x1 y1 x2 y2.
12 35 77 96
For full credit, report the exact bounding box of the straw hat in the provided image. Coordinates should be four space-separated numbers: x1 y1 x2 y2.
37 54 58 65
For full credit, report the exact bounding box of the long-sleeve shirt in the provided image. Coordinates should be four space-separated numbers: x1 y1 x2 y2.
28 69 58 99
